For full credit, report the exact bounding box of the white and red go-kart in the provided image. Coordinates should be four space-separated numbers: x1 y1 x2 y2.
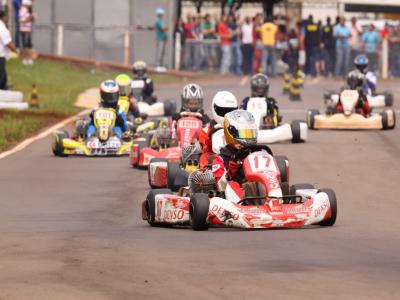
131 111 203 168
142 145 337 230
309 89 396 130
246 97 307 143
131 79 176 117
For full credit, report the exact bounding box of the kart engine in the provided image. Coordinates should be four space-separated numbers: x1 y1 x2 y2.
188 170 216 194
181 142 202 166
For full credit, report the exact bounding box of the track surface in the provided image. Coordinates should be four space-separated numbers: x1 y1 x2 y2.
1 77 400 299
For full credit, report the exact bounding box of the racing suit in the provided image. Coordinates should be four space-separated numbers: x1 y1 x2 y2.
199 119 219 167
171 108 211 124
86 107 128 139
241 96 281 127
212 145 245 195
132 76 155 104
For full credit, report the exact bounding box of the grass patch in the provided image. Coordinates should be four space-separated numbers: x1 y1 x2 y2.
0 58 184 152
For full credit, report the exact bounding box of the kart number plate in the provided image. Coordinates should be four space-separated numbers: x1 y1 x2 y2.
132 80 145 88
178 119 200 129
94 110 115 120
249 154 277 172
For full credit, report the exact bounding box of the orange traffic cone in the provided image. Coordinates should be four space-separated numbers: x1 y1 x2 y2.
30 84 39 108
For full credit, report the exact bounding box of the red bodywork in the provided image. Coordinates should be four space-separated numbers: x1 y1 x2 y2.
131 116 203 168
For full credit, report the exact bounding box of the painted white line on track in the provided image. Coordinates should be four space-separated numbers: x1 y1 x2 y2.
0 109 91 160
239 76 249 86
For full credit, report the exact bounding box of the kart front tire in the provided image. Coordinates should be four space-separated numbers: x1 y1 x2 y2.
167 161 181 192
290 183 315 195
318 188 337 227
132 141 148 168
307 109 319 130
190 193 209 231
290 120 304 143
52 130 69 157
164 99 177 116
274 155 289 184
383 91 394 107
146 188 173 226
381 110 396 130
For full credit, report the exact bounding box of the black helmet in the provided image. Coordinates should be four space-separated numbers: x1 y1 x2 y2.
100 80 119 109
354 54 368 72
251 73 269 97
132 60 147 78
346 70 365 90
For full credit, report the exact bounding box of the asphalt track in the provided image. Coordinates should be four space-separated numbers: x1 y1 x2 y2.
1 77 400 300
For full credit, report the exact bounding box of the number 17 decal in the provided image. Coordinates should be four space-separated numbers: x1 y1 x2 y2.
253 155 271 170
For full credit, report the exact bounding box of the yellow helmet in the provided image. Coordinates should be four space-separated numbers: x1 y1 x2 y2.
224 110 258 149
115 74 132 96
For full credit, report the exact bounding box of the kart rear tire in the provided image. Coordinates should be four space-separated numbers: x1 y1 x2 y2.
290 120 303 143
290 183 315 195
164 99 177 116
274 155 289 184
307 109 319 130
318 188 337 227
167 161 181 192
132 141 148 168
146 188 172 226
52 130 69 157
190 193 209 231
148 158 169 188
381 110 396 130
383 91 393 107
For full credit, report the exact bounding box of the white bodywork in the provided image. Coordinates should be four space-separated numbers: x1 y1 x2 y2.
329 92 391 109
340 89 359 116
137 101 165 117
0 90 28 110
211 129 226 154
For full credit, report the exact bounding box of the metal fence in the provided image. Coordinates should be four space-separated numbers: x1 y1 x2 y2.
32 0 178 67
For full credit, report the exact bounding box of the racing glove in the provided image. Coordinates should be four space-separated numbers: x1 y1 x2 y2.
227 160 239 179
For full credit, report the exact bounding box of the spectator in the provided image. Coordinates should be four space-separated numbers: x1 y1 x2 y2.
201 14 217 71
241 16 254 75
19 0 34 65
334 17 351 77
0 10 18 90
349 17 361 62
154 7 168 70
252 13 263 73
183 15 195 69
259 16 278 77
388 24 400 77
228 14 242 75
321 17 335 76
217 14 232 75
192 15 204 70
362 24 380 72
287 28 300 74
304 15 321 77
13 0 22 48
380 22 390 40
276 24 288 67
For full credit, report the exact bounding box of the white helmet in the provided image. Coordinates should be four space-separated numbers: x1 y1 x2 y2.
212 91 238 125
181 83 204 112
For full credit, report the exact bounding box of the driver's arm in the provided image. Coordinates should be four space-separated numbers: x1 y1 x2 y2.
240 97 250 109
144 78 154 97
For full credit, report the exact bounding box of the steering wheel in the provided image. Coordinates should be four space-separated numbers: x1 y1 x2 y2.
232 144 273 161
179 111 203 118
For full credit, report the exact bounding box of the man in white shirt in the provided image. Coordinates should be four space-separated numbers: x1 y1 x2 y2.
241 16 254 75
349 17 361 62
0 10 18 90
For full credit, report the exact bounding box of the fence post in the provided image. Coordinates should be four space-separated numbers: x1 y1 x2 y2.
124 30 130 66
56 24 64 56
382 38 388 79
174 32 181 70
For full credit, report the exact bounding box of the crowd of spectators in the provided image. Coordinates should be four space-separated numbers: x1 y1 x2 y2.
177 12 400 78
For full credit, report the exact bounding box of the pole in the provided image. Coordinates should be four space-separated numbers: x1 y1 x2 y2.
124 30 130 66
56 24 64 56
382 38 388 79
174 31 181 70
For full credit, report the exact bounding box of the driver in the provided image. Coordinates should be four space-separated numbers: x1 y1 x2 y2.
86 80 130 139
335 69 370 116
353 54 376 96
199 91 238 167
172 83 211 124
240 73 281 128
132 60 156 104
212 109 258 191
115 73 141 119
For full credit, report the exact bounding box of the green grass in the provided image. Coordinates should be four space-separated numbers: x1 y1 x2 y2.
0 58 184 152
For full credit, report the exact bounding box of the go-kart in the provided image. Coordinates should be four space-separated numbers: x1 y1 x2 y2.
309 89 396 130
246 97 307 143
130 111 204 168
142 144 337 230
324 89 394 108
131 78 176 117
52 108 132 157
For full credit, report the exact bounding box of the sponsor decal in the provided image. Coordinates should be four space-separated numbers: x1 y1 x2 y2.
285 205 308 214
212 163 221 172
179 119 200 129
238 207 266 214
210 204 239 221
163 209 185 221
314 200 329 218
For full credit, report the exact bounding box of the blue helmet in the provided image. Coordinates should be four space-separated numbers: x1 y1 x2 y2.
354 54 368 72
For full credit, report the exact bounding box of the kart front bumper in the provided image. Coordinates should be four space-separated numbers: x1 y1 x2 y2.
313 113 384 130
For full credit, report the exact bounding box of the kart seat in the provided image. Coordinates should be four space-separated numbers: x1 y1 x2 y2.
242 182 267 205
